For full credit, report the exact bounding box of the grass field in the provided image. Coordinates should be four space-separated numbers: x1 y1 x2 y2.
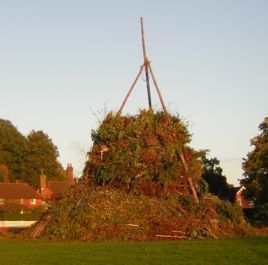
0 238 267 265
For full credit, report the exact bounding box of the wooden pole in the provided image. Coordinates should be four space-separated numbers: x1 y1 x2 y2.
117 65 144 115
179 152 199 203
118 17 167 113
140 17 152 108
148 62 167 112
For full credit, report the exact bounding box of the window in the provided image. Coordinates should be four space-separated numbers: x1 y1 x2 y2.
19 198 24 205
31 198 36 205
0 198 4 205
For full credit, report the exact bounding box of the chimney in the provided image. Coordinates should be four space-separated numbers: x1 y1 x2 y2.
66 163 74 184
40 173 47 198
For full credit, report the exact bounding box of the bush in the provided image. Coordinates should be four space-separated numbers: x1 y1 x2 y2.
0 202 29 214
254 203 268 223
0 212 41 221
216 199 244 223
0 202 44 220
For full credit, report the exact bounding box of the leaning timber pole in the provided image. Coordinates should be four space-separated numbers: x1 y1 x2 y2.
179 152 199 203
140 17 152 109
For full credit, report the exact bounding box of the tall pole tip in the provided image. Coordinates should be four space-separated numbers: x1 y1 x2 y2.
141 17 144 27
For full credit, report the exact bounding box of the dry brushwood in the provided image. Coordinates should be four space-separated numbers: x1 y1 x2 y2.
33 184 249 241
22 110 252 241
83 109 202 199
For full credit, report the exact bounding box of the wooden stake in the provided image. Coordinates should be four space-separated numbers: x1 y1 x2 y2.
148 62 167 112
156 234 187 239
179 152 199 203
117 65 144 115
140 17 152 108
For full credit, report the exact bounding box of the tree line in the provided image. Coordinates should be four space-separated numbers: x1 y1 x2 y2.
241 117 268 220
0 119 65 187
201 117 268 220
0 116 267 219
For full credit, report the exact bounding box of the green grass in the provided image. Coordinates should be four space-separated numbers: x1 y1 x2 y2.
0 238 267 265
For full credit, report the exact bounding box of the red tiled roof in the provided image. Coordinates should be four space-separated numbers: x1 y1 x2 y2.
0 183 42 199
47 181 68 195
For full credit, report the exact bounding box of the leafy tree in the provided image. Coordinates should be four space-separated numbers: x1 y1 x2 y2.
0 119 65 186
0 119 27 182
201 155 231 200
241 117 268 208
24 130 65 186
0 164 9 182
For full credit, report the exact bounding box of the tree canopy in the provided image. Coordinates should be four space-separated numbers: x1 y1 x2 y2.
0 119 65 186
241 117 268 208
0 119 27 182
201 155 231 201
0 164 9 182
24 130 65 186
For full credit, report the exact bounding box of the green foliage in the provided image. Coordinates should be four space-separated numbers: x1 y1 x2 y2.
84 110 202 193
0 164 9 182
215 199 244 223
0 202 44 220
45 184 182 241
24 130 65 186
0 202 29 214
0 212 42 221
201 155 232 200
0 119 65 186
196 178 209 196
254 203 268 221
41 183 248 241
241 117 268 208
0 119 27 182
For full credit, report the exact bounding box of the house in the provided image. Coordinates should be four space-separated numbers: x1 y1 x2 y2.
0 182 43 210
236 185 255 209
38 163 75 201
0 163 75 209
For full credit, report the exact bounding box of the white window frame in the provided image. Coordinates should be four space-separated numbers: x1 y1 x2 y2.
0 198 4 205
31 198 36 205
19 198 24 205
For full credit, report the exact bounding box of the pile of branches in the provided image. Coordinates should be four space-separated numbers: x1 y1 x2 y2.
36 183 248 241
25 110 251 240
83 109 202 198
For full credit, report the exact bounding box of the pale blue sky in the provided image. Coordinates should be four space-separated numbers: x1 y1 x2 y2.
0 1 267 185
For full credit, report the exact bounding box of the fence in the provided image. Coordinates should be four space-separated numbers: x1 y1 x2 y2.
0 220 37 228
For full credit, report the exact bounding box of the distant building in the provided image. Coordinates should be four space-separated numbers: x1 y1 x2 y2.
0 182 43 209
236 185 255 209
0 164 76 209
38 163 75 201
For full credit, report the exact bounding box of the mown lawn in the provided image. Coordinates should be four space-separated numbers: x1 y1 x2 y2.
0 238 267 265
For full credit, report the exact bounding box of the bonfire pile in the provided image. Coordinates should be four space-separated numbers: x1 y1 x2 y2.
40 184 247 241
27 110 249 240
